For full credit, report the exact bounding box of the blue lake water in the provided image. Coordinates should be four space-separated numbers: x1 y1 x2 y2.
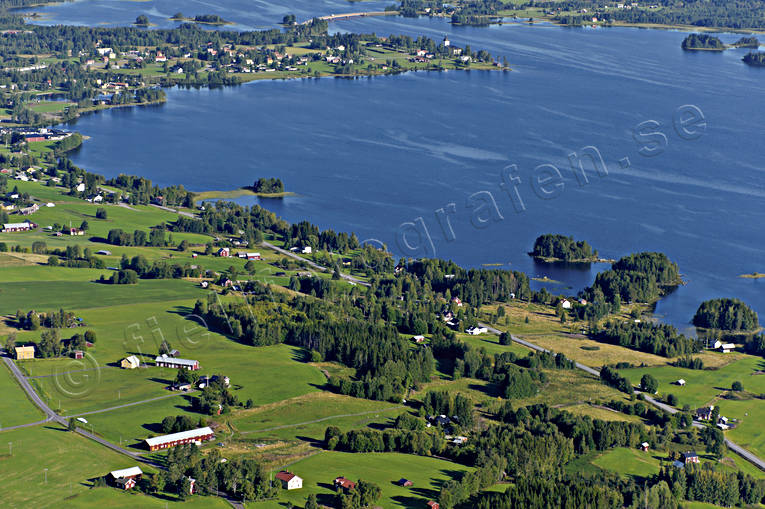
19 0 390 30
50 12 765 333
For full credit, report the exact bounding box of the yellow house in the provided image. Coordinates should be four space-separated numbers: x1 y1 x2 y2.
14 345 35 360
120 355 140 369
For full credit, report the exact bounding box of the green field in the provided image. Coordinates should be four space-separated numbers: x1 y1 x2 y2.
620 355 765 408
0 425 153 508
264 451 477 509
591 447 663 480
0 361 44 428
0 424 231 508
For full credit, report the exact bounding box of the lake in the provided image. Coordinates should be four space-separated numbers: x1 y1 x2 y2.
18 0 390 30
50 11 765 333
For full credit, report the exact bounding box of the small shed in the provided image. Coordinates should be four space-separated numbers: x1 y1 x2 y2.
397 478 413 487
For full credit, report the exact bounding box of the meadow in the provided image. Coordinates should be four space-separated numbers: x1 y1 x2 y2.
264 451 477 509
0 361 44 428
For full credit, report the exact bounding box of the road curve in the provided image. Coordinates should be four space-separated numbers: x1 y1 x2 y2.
261 240 370 286
478 323 765 471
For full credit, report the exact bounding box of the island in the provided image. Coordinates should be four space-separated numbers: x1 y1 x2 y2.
193 178 294 202
681 34 726 51
743 51 765 66
529 234 599 262
169 13 233 26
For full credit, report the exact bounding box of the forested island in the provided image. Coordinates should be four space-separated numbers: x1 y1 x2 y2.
170 13 232 26
681 34 725 50
248 178 285 195
693 298 760 331
743 51 765 66
529 234 598 262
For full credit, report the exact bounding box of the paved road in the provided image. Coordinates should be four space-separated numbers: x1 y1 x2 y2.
1 354 159 464
478 323 765 471
149 203 195 218
262 240 370 286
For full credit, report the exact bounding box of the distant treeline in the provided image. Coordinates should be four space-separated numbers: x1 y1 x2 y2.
547 0 765 29
593 320 701 357
693 298 759 331
531 234 597 261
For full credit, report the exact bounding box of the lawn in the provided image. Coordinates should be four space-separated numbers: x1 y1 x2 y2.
559 403 642 423
268 451 476 509
60 488 231 508
0 361 44 428
591 447 662 480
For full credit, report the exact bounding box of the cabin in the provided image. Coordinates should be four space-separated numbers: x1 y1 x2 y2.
14 345 34 360
217 247 230 257
301 246 312 254
412 335 425 344
73 350 84 359
334 477 356 493
453 436 468 445
121 355 140 369
95 250 111 255
275 471 303 490
465 326 488 335
144 427 214 451
397 478 413 487
640 442 650 452
69 227 85 236
451 297 462 307
427 501 440 509
560 299 572 309
155 354 199 370
676 379 686 386
238 252 261 260
720 343 735 354
109 466 142 482
682 451 700 464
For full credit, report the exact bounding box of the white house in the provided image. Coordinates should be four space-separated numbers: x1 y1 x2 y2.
677 379 686 386
560 299 572 309
76 183 85 192
720 343 735 353
301 246 312 254
465 326 488 335
275 471 303 490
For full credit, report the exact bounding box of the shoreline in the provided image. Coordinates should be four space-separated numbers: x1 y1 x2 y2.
193 189 296 203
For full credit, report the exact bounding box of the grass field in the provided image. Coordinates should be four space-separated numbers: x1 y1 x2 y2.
591 447 663 480
267 451 476 509
0 361 44 428
61 488 231 508
229 392 405 438
0 424 154 508
560 403 642 423
620 355 765 408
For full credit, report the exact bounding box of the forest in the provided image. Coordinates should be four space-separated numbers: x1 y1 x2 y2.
681 33 725 50
593 320 702 357
743 51 765 66
693 298 759 331
530 233 597 261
